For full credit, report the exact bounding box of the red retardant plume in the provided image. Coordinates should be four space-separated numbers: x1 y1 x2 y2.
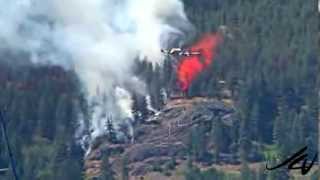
177 33 222 91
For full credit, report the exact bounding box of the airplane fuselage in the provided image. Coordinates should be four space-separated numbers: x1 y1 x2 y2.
161 48 201 57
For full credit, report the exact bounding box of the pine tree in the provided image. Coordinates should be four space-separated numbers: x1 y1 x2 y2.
106 116 117 143
54 95 68 141
195 122 207 161
290 111 304 150
257 164 267 180
131 93 148 124
131 93 142 123
184 157 202 180
37 96 55 140
273 97 290 156
121 156 129 180
249 103 259 141
305 91 318 155
211 116 223 163
240 161 251 180
239 110 251 162
100 154 115 180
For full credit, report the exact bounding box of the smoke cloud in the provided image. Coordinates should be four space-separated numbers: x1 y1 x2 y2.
0 0 192 148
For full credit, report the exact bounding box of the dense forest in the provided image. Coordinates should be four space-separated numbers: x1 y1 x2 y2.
0 0 318 180
0 60 85 179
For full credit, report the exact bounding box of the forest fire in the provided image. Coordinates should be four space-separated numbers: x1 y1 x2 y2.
177 33 222 91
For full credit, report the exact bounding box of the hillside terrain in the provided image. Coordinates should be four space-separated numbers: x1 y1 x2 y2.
0 0 318 180
85 97 237 179
85 97 319 180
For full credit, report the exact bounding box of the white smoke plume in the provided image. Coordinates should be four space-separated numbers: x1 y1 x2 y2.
0 0 192 148
145 95 158 114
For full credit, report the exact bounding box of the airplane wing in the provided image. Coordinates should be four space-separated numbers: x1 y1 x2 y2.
169 48 182 54
181 50 201 56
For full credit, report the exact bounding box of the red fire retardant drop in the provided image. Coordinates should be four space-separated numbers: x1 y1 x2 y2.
177 33 222 91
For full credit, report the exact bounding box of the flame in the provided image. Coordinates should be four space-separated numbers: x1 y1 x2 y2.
177 33 222 91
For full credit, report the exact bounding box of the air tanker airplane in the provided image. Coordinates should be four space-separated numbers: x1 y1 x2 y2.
161 48 201 57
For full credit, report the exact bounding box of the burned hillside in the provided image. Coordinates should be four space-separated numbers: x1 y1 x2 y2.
84 97 251 178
